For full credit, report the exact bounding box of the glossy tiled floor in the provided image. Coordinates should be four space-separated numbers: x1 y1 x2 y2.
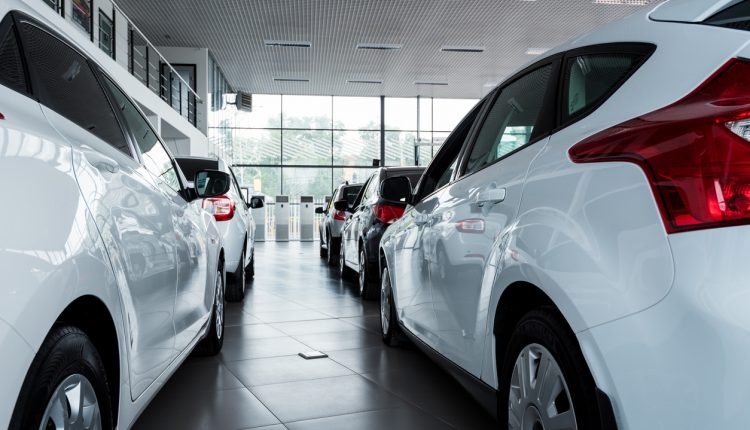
133 241 496 430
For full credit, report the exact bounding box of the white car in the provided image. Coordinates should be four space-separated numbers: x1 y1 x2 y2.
316 182 363 265
0 5 229 430
378 1 750 429
175 156 264 301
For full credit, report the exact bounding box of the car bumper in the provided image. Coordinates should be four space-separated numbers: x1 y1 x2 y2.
330 219 345 238
580 226 750 430
0 319 35 428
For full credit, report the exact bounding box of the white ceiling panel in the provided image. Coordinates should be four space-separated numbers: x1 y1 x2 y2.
115 0 655 98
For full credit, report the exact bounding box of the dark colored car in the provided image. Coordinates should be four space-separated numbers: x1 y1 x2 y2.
316 182 364 265
339 166 425 299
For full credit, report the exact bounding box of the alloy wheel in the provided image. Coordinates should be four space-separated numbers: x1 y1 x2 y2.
40 374 102 430
380 274 390 335
215 270 224 340
339 246 346 276
508 343 577 430
358 249 366 294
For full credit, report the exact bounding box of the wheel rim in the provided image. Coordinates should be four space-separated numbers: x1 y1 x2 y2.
358 250 366 293
380 272 390 335
215 270 224 339
508 343 577 430
40 374 102 430
327 233 333 263
240 251 246 293
339 247 345 275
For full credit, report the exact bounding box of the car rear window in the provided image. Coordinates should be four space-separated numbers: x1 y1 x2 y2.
175 158 218 181
705 2 750 30
0 15 27 95
385 170 424 191
341 185 362 204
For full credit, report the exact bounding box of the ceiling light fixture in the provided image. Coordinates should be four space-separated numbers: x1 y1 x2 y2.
525 47 548 55
415 81 448 86
347 79 383 84
274 78 310 82
440 45 485 53
264 40 312 48
356 43 402 50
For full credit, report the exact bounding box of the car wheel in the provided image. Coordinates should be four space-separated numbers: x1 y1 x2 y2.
326 231 337 266
499 308 603 430
9 326 113 430
226 248 246 302
339 243 351 279
359 247 378 300
319 229 328 258
194 267 225 356
380 266 404 346
245 248 255 279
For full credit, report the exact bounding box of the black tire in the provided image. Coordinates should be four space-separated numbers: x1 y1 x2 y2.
9 325 113 430
226 248 246 302
380 266 405 346
320 229 328 258
359 246 378 300
326 231 338 266
498 307 603 429
245 248 255 279
194 267 225 356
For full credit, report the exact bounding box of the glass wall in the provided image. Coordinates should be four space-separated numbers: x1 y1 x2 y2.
209 94 478 202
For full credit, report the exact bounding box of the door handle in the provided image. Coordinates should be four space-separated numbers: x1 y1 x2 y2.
476 187 506 207
82 147 119 173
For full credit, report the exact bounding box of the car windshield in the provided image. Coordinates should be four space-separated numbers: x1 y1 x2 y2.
341 185 363 205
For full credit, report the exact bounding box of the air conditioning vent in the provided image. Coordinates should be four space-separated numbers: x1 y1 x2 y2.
236 92 252 112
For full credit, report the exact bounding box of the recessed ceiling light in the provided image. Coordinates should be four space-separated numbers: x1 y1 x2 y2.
347 79 383 84
415 81 448 86
440 45 485 53
525 47 548 55
356 43 402 50
264 40 312 48
273 78 309 82
593 0 648 4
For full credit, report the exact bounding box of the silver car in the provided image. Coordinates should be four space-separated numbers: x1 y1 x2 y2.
317 182 363 265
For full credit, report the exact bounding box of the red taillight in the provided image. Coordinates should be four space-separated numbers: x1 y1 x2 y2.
375 203 405 224
0 112 4 120
202 195 235 222
455 218 485 233
570 58 750 234
333 210 347 221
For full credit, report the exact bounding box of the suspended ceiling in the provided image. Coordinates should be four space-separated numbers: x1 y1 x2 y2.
115 0 654 98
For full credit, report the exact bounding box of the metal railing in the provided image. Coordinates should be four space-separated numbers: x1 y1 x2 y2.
42 0 201 128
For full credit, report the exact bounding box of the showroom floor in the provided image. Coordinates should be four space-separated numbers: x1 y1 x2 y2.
133 241 496 430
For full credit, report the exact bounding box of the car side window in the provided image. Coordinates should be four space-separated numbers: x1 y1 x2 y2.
18 22 130 155
463 64 553 176
101 77 182 194
0 15 28 95
352 176 372 209
328 187 340 211
563 52 645 124
363 173 378 201
416 102 484 201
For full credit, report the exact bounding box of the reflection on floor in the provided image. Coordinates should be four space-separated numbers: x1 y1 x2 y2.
133 241 496 430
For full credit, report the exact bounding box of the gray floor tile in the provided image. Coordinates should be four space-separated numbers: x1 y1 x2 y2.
285 407 455 430
226 309 265 326
253 309 333 323
339 315 383 333
250 375 407 422
133 387 279 430
291 329 383 351
220 336 311 362
224 323 288 341
327 345 431 374
160 359 245 393
271 319 366 335
225 355 354 387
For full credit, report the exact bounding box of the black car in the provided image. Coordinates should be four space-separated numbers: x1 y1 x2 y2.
339 166 425 299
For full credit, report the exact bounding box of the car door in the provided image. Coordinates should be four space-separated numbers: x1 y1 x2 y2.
393 102 486 347
99 76 210 355
15 20 179 399
424 60 559 375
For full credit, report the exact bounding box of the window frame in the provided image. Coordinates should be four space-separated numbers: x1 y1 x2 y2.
557 42 656 130
456 56 562 180
15 13 136 159
413 99 487 203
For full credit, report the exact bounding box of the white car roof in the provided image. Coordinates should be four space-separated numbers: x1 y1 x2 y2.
650 0 737 23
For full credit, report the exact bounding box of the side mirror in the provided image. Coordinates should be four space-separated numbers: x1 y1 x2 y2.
195 170 231 198
249 196 264 209
315 207 325 214
333 200 349 211
380 176 413 204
